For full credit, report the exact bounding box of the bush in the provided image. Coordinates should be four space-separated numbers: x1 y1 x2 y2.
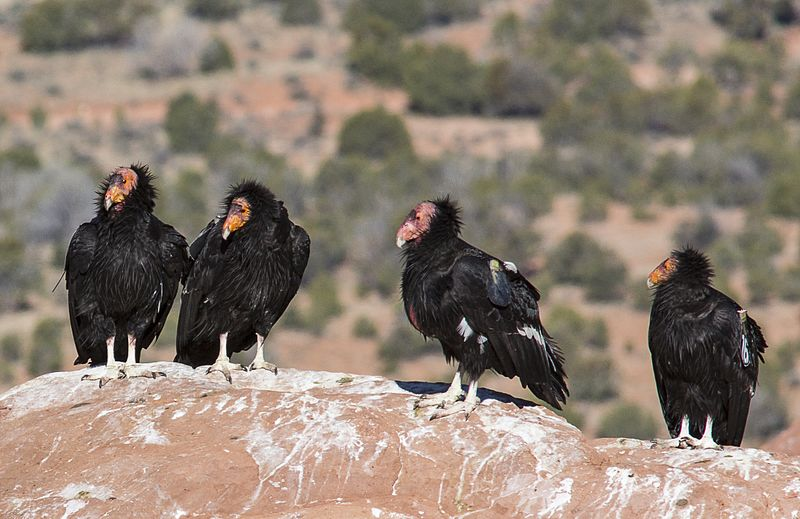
379 320 438 372
1 334 21 362
569 352 617 401
425 0 481 26
484 57 558 116
541 0 651 42
0 144 40 171
0 236 39 309
304 273 343 335
711 0 769 40
200 36 235 73
346 15 405 85
338 107 414 159
346 0 426 33
596 403 658 439
547 232 628 301
20 0 153 52
164 168 210 237
187 0 243 20
746 389 788 439
401 43 484 115
28 318 64 376
546 306 609 358
280 0 321 25
30 106 47 129
352 316 378 339
673 210 720 249
164 92 219 152
785 75 800 119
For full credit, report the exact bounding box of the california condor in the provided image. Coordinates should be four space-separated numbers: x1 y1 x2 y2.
65 164 188 387
175 180 310 382
648 247 767 448
396 196 567 419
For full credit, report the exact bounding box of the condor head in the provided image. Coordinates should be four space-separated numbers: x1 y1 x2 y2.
396 196 462 248
104 167 139 212
647 256 678 289
222 197 251 240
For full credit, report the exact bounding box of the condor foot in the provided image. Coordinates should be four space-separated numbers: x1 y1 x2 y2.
81 361 126 388
414 389 465 410
248 359 278 374
427 398 481 420
122 363 166 381
206 360 245 384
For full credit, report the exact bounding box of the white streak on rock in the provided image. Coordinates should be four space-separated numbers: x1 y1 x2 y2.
538 478 573 518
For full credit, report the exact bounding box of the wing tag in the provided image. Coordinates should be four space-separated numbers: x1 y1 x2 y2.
738 309 751 367
488 259 512 307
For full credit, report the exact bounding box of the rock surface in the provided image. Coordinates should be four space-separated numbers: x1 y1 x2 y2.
1 363 799 518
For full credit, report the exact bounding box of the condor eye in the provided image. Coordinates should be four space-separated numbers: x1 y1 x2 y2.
415 213 421 221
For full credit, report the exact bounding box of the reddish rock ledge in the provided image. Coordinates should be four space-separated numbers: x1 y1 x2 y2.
0 363 799 518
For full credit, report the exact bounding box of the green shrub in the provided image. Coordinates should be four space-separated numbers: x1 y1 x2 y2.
346 0 426 33
784 76 800 119
0 144 40 171
546 306 609 358
1 334 21 362
401 43 484 115
346 14 405 85
425 0 481 26
164 92 219 153
20 0 153 52
570 352 617 401
352 316 378 339
304 274 343 335
187 0 243 20
596 403 658 439
547 232 628 301
673 211 720 249
200 37 235 73
338 107 414 159
711 0 769 40
779 266 800 301
0 236 39 309
484 57 558 116
30 106 47 129
746 388 788 439
280 0 321 25
541 0 651 42
164 168 210 237
379 320 438 372
28 318 64 376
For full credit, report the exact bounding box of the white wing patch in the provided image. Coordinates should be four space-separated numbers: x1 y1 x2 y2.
457 317 474 342
503 261 518 273
517 324 545 346
477 334 487 353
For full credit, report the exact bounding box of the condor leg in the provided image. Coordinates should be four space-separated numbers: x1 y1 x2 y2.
248 333 278 374
120 334 166 381
207 332 245 383
81 336 125 388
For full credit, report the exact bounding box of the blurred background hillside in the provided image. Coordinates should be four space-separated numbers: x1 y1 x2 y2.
1 0 800 445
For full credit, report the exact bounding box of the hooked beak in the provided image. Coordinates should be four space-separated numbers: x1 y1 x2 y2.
104 184 125 211
222 227 231 240
396 236 406 248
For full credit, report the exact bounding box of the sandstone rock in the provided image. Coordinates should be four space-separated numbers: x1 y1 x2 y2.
0 363 798 517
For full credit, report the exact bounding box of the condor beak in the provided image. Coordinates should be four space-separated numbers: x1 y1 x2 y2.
104 184 125 211
646 277 656 289
222 227 231 240
396 236 406 248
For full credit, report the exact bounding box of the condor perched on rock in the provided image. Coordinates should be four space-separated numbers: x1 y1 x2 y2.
65 164 188 387
175 181 309 382
396 197 567 419
648 247 767 448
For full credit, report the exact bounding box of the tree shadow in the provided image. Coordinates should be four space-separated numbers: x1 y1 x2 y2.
394 380 536 410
